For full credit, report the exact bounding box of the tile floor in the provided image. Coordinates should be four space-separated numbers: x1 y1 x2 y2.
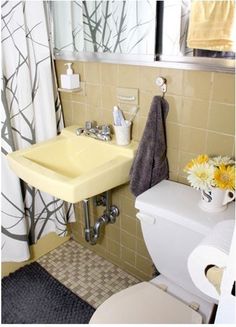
37 239 140 308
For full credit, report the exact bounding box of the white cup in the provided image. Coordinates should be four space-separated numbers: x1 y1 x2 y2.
113 121 131 146
199 187 235 213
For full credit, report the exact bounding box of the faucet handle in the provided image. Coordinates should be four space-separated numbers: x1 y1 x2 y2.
85 121 97 130
76 127 84 135
101 125 111 135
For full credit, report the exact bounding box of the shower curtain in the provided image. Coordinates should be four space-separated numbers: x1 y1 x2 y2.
1 1 74 262
51 0 156 55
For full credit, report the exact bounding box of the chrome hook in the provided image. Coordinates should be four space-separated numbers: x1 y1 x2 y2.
156 77 167 97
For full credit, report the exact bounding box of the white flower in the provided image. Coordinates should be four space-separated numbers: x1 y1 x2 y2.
187 163 215 191
208 156 235 167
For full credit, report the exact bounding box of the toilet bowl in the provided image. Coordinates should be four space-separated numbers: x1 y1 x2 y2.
90 180 234 324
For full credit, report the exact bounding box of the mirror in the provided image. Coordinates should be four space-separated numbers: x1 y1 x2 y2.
51 0 156 56
50 0 235 72
161 1 235 59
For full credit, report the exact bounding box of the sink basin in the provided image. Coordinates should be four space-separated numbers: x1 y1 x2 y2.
7 126 138 203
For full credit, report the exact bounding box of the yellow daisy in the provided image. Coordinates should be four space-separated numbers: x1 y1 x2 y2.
214 165 235 190
184 154 209 172
196 154 209 164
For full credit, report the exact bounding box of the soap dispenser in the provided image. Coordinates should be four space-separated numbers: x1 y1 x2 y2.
60 63 80 89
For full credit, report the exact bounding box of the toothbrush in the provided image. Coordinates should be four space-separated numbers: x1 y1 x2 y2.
128 106 139 123
113 106 126 126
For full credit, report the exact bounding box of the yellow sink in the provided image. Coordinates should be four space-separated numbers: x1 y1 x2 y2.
7 126 138 203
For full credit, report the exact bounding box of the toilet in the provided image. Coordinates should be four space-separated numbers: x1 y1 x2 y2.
90 180 234 324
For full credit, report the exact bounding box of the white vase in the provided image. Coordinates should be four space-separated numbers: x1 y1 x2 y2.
199 187 235 213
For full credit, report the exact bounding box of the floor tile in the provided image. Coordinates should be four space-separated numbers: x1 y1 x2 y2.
37 239 140 308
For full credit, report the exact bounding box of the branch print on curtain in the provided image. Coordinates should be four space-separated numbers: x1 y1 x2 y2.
51 0 156 55
1 1 74 262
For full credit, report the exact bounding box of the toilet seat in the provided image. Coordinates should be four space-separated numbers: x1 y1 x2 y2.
89 282 203 324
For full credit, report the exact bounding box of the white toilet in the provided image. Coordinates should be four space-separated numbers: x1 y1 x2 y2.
90 180 234 324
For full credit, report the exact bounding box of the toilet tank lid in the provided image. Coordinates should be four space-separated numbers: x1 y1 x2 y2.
135 180 234 235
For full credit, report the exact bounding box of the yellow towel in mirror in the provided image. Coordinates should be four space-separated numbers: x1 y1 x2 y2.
187 0 235 51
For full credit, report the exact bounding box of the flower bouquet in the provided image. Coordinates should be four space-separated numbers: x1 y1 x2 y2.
184 155 235 212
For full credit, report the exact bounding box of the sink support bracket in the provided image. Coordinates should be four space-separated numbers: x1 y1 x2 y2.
82 191 119 245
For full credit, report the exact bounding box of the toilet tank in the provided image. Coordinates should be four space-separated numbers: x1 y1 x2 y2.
135 180 234 301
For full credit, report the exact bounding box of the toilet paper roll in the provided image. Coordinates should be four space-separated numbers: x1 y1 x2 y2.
187 219 235 302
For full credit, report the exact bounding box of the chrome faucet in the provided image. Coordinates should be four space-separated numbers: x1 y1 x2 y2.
76 121 112 141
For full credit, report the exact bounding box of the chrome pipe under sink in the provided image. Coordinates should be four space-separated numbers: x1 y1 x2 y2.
82 191 119 245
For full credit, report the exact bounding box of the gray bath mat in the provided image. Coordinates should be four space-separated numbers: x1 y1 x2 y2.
1 262 95 324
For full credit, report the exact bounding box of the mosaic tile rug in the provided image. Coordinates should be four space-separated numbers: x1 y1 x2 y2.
1 262 95 324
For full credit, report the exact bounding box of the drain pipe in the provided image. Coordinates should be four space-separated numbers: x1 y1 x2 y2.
83 199 92 243
82 191 119 245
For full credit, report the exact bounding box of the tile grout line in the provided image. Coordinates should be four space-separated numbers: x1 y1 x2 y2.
37 239 140 308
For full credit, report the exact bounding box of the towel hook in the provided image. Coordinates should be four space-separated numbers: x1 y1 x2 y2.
156 77 167 98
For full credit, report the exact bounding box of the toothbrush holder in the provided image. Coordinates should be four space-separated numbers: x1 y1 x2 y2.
113 121 132 146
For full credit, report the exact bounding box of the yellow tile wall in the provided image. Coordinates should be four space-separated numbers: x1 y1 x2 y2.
2 233 70 278
55 60 235 280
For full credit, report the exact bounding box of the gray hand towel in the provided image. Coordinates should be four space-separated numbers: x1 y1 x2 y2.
130 96 169 197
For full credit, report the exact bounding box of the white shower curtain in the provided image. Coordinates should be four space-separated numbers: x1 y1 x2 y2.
51 0 156 55
1 1 74 262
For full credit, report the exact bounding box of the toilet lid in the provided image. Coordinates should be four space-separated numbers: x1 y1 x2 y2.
89 282 202 324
